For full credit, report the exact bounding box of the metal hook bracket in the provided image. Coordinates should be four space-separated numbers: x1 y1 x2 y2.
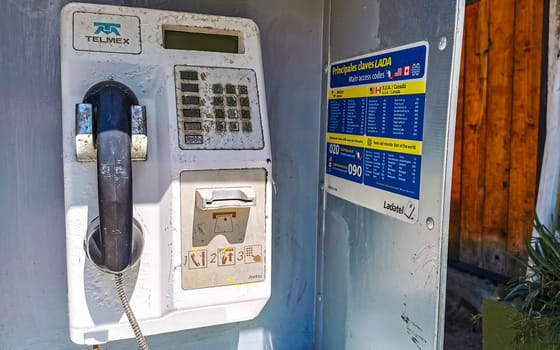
75 103 148 162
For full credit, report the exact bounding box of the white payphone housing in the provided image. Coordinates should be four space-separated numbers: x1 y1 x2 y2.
60 3 271 345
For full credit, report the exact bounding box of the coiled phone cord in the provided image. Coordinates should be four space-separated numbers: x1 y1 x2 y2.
115 274 150 350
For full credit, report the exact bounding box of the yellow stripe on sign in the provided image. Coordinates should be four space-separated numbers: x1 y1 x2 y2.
327 133 422 156
326 133 366 147
328 80 426 100
364 137 422 155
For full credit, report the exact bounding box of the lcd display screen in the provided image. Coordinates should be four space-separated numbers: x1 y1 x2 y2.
164 30 239 53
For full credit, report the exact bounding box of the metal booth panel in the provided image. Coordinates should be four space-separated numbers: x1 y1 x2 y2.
319 1 464 349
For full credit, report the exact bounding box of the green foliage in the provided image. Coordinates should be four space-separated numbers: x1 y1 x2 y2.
503 216 560 348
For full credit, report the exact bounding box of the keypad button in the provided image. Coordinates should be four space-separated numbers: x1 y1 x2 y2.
241 109 251 119
180 71 198 80
238 85 248 95
185 135 203 144
216 121 226 132
242 121 252 132
182 96 200 105
183 109 201 118
181 83 199 93
213 96 224 106
214 108 225 118
229 122 240 132
227 109 238 119
239 97 249 107
212 84 224 94
226 96 237 107
225 84 236 94
184 122 202 131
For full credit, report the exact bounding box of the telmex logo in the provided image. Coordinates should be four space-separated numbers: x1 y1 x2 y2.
93 22 121 36
85 21 130 45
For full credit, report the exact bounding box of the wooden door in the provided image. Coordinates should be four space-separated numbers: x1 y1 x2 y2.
449 0 544 275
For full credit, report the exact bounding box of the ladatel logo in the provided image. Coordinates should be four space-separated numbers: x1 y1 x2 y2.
85 21 130 44
93 22 121 36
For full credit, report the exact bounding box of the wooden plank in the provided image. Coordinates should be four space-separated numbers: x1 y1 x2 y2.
459 0 489 267
507 0 543 276
449 35 467 260
480 0 515 274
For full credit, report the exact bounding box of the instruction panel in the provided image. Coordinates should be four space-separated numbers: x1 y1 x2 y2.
325 42 428 223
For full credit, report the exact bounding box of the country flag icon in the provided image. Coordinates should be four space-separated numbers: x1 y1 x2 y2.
369 86 382 95
404 66 411 76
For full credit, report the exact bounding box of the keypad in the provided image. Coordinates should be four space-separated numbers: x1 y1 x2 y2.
178 70 204 147
175 66 263 150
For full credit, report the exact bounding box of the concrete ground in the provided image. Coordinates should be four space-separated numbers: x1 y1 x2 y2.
444 304 482 350
443 266 498 350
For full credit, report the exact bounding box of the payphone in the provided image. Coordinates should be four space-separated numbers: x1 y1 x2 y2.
60 3 272 346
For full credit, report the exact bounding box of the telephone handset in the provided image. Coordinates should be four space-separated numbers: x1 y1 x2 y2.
83 80 136 273
80 80 149 349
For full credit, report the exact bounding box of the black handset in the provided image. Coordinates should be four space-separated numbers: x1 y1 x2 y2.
83 80 138 273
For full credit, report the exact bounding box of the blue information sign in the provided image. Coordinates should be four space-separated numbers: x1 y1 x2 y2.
325 42 428 223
